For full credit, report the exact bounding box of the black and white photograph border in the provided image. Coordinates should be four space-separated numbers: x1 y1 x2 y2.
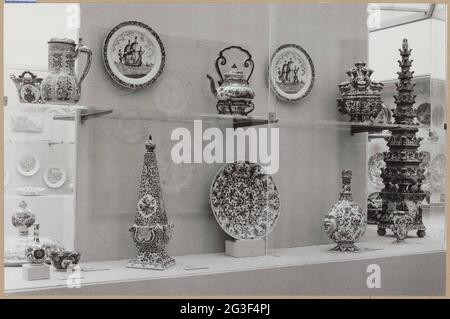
1 1 448 298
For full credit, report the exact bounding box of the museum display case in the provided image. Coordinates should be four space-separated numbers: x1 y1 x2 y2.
2 2 447 296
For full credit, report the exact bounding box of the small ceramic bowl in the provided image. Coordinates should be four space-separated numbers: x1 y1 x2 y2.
48 250 81 271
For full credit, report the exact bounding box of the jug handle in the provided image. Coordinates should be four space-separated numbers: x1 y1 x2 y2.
74 44 92 92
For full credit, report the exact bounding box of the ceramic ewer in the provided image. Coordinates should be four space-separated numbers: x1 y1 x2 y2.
25 224 47 265
207 46 256 116
103 21 165 90
268 44 314 103
41 38 92 104
127 135 175 270
210 161 280 240
337 62 384 123
324 170 367 252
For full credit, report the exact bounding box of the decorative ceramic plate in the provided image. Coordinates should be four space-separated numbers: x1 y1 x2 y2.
103 21 165 89
113 109 145 143
416 103 431 125
16 187 46 196
430 153 446 192
368 152 385 189
210 161 280 240
16 153 40 177
427 130 439 143
43 164 67 188
269 44 314 103
432 104 445 127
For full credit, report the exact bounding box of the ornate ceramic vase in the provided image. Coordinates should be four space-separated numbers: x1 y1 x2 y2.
127 135 175 270
207 46 255 116
25 224 47 265
377 39 427 240
41 38 92 104
12 201 35 236
324 170 367 252
337 62 384 123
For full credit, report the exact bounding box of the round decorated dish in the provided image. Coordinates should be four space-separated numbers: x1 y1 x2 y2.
430 153 446 192
103 21 165 89
210 161 280 240
268 44 314 103
416 103 431 125
16 153 40 177
432 104 445 127
43 164 67 188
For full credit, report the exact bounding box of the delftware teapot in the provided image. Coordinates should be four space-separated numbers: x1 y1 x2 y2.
10 71 43 103
41 38 92 104
207 46 255 116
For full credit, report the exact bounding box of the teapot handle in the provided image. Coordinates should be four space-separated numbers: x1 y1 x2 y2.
74 44 92 93
19 71 38 80
215 46 255 84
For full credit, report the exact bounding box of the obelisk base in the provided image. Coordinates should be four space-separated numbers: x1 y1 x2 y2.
127 250 175 270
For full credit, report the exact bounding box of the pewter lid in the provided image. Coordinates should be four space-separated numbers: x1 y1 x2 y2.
48 38 76 45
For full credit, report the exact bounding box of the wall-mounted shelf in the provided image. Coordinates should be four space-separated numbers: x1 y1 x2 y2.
201 112 278 129
53 108 113 124
349 122 429 135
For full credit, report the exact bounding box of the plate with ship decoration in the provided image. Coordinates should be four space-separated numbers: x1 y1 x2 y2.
268 44 315 103
210 161 280 240
103 21 165 89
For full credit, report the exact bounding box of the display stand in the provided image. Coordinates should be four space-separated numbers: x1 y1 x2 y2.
22 264 50 281
225 239 266 258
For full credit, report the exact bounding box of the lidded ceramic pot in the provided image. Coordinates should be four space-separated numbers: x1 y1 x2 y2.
337 62 384 123
40 38 92 104
324 170 367 252
12 201 35 237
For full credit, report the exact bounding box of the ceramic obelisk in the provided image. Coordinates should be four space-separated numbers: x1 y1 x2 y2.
377 39 427 241
127 135 175 270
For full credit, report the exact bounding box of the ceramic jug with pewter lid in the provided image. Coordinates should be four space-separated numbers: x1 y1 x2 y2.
41 38 92 104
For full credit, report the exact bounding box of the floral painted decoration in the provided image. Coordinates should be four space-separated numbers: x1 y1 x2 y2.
210 161 280 240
